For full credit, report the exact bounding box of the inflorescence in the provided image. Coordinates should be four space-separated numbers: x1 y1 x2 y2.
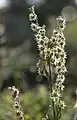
29 5 67 119
8 86 26 120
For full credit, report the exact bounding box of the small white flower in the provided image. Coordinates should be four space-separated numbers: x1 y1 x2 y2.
29 13 37 21
30 23 38 32
60 100 66 109
38 25 46 36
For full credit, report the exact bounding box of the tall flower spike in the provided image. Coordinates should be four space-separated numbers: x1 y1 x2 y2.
29 6 50 76
50 16 67 110
8 86 26 120
29 6 67 120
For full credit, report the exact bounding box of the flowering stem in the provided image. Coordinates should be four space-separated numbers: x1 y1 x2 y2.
29 6 67 120
8 86 26 120
48 60 56 120
48 63 52 92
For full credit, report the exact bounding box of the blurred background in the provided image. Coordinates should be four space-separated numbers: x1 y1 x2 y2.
0 0 77 120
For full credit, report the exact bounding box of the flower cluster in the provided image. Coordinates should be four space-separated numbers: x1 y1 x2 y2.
29 5 67 119
50 17 67 109
8 86 26 120
29 5 50 76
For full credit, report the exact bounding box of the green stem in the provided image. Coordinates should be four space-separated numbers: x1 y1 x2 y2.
48 63 52 92
48 61 56 120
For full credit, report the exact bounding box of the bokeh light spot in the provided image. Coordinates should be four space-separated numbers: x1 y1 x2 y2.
61 5 77 22
0 0 10 10
26 0 45 6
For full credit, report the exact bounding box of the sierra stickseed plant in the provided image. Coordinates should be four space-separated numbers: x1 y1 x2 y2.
8 6 67 120
29 5 67 120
